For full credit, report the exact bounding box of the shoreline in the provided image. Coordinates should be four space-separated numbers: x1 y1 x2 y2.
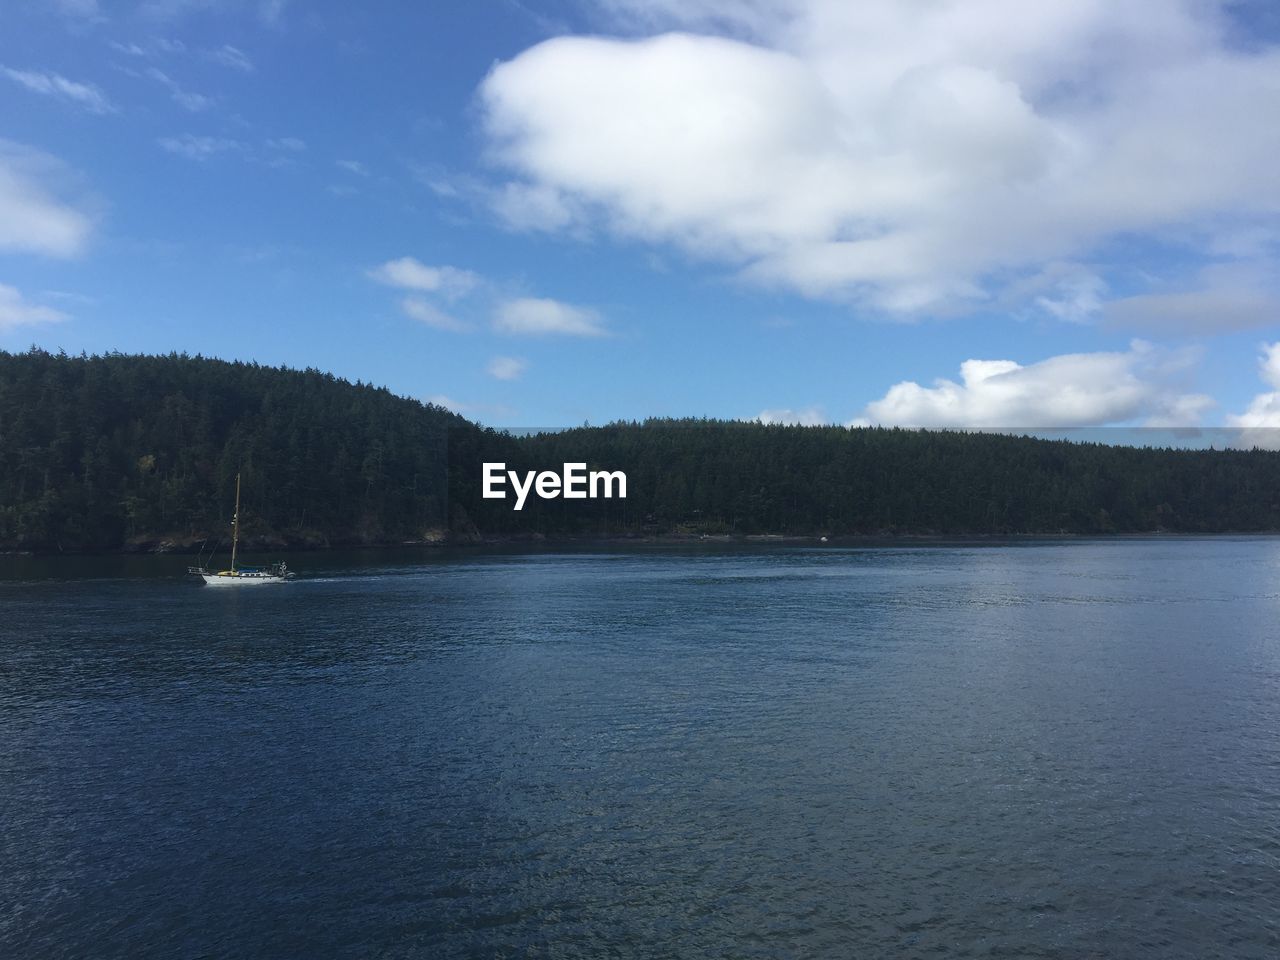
7 527 1280 558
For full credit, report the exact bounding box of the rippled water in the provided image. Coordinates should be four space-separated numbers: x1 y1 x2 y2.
2 540 1279 958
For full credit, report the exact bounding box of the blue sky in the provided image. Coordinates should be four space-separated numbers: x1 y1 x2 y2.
2 0 1280 431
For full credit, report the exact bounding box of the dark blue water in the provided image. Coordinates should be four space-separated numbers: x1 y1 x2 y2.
2 540 1279 958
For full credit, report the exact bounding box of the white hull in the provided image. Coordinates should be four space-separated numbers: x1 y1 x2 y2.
201 572 286 586
191 474 296 587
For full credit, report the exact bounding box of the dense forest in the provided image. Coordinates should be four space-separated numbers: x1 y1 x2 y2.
462 421 1280 538
4 349 1280 553
0 349 464 552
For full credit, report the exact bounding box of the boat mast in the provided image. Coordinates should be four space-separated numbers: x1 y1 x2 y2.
230 471 241 572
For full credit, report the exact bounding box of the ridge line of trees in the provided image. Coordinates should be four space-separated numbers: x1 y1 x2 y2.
4 349 1280 552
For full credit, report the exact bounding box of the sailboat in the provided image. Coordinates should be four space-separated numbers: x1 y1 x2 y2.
188 472 294 586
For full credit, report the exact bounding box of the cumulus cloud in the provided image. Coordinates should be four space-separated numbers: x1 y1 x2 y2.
853 342 1212 428
2 66 115 114
0 140 94 257
368 257 479 298
757 407 827 426
1225 343 1280 446
400 297 470 333
486 355 527 380
493 297 606 336
0 284 68 332
479 1 1280 318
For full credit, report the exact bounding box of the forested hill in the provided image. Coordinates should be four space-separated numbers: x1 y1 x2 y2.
5 349 1280 553
473 422 1280 537
0 349 467 552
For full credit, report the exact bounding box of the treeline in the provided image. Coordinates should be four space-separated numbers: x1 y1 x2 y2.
463 421 1280 536
4 349 1280 553
0 349 462 551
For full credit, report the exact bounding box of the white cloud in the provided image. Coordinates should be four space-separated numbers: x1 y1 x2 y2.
490 181 577 232
486 355 527 380
368 257 479 298
207 45 254 72
41 289 97 305
1104 262 1280 335
425 393 466 413
145 67 215 112
853 341 1212 428
422 174 461 199
267 137 306 152
479 1 1280 318
1256 344 1280 393
151 37 188 55
171 89 215 112
0 284 68 332
757 407 827 426
1036 271 1107 324
493 297 606 336
1107 290 1279 336
400 297 470 333
0 140 94 258
2 66 115 114
158 133 241 159
110 37 186 58
1226 343 1280 446
336 159 368 176
423 393 517 421
412 169 583 233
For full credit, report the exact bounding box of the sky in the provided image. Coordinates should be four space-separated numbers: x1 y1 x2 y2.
3 0 1280 432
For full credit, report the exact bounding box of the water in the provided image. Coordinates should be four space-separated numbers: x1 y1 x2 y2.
2 540 1279 958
